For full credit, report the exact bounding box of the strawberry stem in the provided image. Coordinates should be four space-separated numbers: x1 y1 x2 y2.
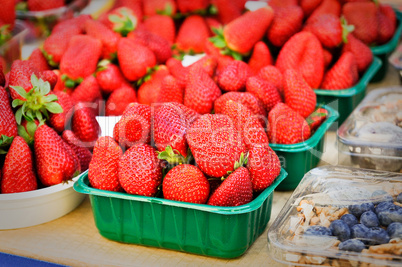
157 145 187 166
341 17 355 44
0 135 14 154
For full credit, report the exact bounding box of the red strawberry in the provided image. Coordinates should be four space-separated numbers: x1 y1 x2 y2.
248 41 273 76
377 4 397 45
34 124 77 186
247 144 281 191
175 15 211 54
223 7 274 54
246 76 282 113
28 48 50 72
184 67 221 114
0 0 15 30
143 15 176 44
105 83 138 116
269 0 298 8
71 102 101 145
85 19 121 60
217 60 251 92
52 14 91 34
300 0 322 17
39 70 58 89
308 0 341 23
323 48 333 69
213 0 243 24
137 65 169 105
214 91 267 118
156 75 184 104
95 61 127 94
117 38 156 81
268 103 311 144
111 0 143 21
8 60 39 100
101 6 140 36
0 86 18 138
60 35 102 81
207 167 253 206
188 55 218 78
62 130 92 172
342 1 378 45
306 107 328 132
166 58 188 88
176 0 210 13
163 164 210 204
186 114 246 177
276 31 324 89
267 5 304 47
283 69 317 118
321 51 359 90
342 33 373 74
143 0 176 16
205 17 222 31
1 136 37 193
113 103 151 146
27 0 64 11
88 136 122 192
49 91 74 133
118 143 162 196
0 64 5 87
304 14 342 49
70 75 102 104
257 65 284 95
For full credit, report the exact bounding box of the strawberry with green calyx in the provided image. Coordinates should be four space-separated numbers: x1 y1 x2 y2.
17 119 39 146
70 75 102 104
143 0 177 17
0 86 18 138
85 19 121 60
209 27 244 61
306 107 328 132
11 74 63 125
108 7 138 37
8 60 40 100
303 13 342 49
157 145 190 166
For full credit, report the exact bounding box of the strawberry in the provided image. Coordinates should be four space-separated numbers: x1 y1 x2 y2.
28 48 50 72
268 103 311 144
186 114 246 177
214 91 267 118
156 75 184 104
127 28 172 64
34 124 77 186
111 0 143 22
62 130 92 172
323 48 333 70
0 64 5 87
321 51 358 90
213 0 243 25
84 19 121 60
49 91 74 133
246 76 282 113
1 136 37 193
8 60 39 100
166 58 188 88
163 164 210 204
105 84 138 116
95 61 127 94
342 33 373 74
137 65 169 105
248 41 273 76
143 0 176 16
256 65 284 95
175 15 211 54
307 0 341 23
342 1 378 45
113 103 151 147
377 4 397 45
52 70 71 95
276 31 324 89
0 86 18 138
176 0 210 14
71 102 101 145
304 14 342 49
306 107 328 132
222 7 274 54
70 75 102 104
283 69 317 118
39 70 58 89
247 144 281 191
143 15 176 44
88 136 122 192
117 38 156 82
188 55 218 78
205 17 222 31
104 7 140 36
27 0 64 11
0 0 15 31
207 167 253 206
300 0 322 17
184 67 221 114
267 5 304 47
118 143 162 196
217 60 251 92
269 0 298 8
52 14 91 34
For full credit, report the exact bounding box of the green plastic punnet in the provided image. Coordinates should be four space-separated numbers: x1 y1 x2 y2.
314 57 382 125
73 169 287 258
270 105 339 191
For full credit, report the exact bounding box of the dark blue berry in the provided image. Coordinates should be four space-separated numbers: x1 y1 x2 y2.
330 220 351 242
360 211 379 228
351 224 371 244
378 205 402 226
341 214 358 228
367 227 390 245
371 190 393 204
304 225 332 236
397 193 402 204
375 201 395 215
338 239 366 252
349 202 375 219
387 222 402 239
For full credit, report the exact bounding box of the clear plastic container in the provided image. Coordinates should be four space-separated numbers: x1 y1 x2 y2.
268 165 402 266
337 87 402 173
0 21 28 72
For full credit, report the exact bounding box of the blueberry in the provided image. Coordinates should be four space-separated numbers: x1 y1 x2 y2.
341 214 358 228
371 190 393 204
375 201 395 215
304 225 332 236
349 202 375 219
351 224 371 244
378 205 402 226
397 193 402 204
360 211 379 228
338 239 366 252
330 220 351 242
367 227 390 245
387 222 402 239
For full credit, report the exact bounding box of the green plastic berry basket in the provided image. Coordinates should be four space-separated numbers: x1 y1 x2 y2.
314 56 382 126
269 105 339 191
73 168 287 259
370 9 402 82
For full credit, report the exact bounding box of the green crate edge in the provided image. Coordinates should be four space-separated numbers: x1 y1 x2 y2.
74 169 287 258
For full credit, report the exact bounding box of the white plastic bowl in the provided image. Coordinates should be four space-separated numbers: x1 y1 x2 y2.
0 176 85 230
